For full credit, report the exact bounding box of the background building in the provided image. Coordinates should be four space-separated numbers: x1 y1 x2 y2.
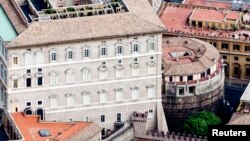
159 2 250 85
6 0 168 138
0 37 8 108
161 37 225 131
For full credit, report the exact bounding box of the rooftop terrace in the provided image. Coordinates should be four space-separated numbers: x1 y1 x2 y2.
15 0 128 22
160 3 250 42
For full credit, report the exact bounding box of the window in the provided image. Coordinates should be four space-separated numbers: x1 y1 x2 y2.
83 49 90 58
148 110 154 118
246 58 250 62
50 49 57 62
38 101 42 105
25 52 32 66
36 51 44 64
68 50 73 60
245 46 250 51
118 60 122 64
148 65 156 74
26 102 31 107
246 68 250 77
169 76 173 82
99 70 108 80
179 87 184 95
37 77 43 86
147 86 155 98
116 68 123 78
221 43 229 49
132 43 139 53
27 69 31 74
26 78 32 87
132 87 139 100
83 94 90 105
188 75 193 81
66 69 74 83
210 42 217 47
150 56 154 60
50 97 57 108
149 42 155 51
50 72 58 85
13 56 18 65
38 68 42 72
13 79 18 88
116 113 122 122
207 69 211 75
66 94 74 107
117 45 123 55
115 90 123 102
234 56 239 61
134 58 138 62
132 67 139 76
82 68 91 81
99 91 107 104
180 76 183 81
101 115 105 123
100 47 107 56
201 72 206 78
223 55 227 60
233 45 240 51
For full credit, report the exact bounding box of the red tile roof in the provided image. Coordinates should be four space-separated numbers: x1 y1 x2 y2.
12 112 91 141
190 9 225 22
160 6 246 40
225 11 241 20
183 0 232 9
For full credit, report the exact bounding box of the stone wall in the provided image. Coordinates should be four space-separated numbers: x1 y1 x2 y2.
162 85 224 131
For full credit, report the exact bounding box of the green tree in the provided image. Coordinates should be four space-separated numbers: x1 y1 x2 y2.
181 111 222 136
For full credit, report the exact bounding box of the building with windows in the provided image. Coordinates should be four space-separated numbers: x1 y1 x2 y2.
0 37 8 108
159 2 250 85
6 0 168 138
161 37 225 131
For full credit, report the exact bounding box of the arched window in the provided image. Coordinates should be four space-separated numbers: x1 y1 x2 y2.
233 63 241 78
115 65 123 78
49 94 57 108
82 68 91 81
147 61 156 74
132 41 140 54
49 49 58 62
131 87 139 100
131 63 139 76
245 65 250 79
114 88 123 102
65 69 74 83
147 85 155 98
36 108 44 120
147 36 156 52
98 90 107 104
35 51 44 65
49 71 59 85
224 62 229 78
24 51 32 66
82 91 91 105
66 93 74 107
66 47 74 60
98 65 108 80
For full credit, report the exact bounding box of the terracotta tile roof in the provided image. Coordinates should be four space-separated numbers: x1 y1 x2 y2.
228 112 250 125
12 112 96 141
183 0 232 9
225 11 241 20
160 5 247 41
190 8 226 22
7 0 166 48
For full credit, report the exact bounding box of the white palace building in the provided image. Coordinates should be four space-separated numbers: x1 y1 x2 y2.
6 0 168 135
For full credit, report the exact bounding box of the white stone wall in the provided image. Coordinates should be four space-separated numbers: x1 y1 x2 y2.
7 34 165 131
